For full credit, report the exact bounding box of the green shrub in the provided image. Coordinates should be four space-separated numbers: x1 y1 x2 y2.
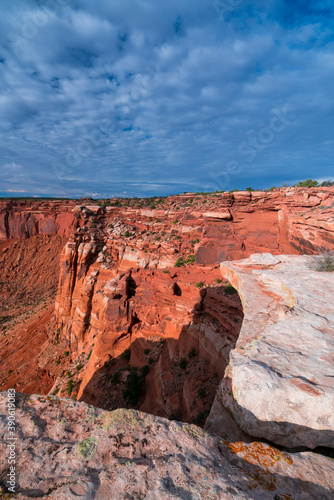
175 257 185 267
53 388 59 395
64 351 69 357
188 348 197 359
195 238 200 243
76 364 83 371
185 254 195 265
215 278 222 284
173 219 178 224
141 365 149 377
55 360 60 365
179 358 187 370
67 379 74 396
196 282 204 288
110 371 120 385
225 283 237 294
245 187 254 192
298 179 318 187
66 371 71 378
124 230 133 237
123 369 144 405
121 348 131 361
87 349 92 360
311 250 334 272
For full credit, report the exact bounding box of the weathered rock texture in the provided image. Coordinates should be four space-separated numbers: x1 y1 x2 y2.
207 253 334 449
0 200 78 240
1 392 334 499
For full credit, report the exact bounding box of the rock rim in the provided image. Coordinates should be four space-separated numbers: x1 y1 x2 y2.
213 253 334 449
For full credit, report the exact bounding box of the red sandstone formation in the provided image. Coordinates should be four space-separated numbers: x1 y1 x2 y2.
0 187 334 498
1 187 334 407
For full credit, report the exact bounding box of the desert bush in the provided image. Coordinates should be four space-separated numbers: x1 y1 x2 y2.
196 282 204 288
67 379 74 396
179 358 187 370
298 179 318 187
188 348 197 359
110 371 120 385
121 348 131 361
310 250 334 272
123 369 145 404
225 283 237 294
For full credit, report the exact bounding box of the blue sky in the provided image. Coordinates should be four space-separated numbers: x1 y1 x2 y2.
0 0 333 198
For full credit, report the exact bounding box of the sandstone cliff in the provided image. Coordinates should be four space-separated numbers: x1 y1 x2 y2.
1 188 334 498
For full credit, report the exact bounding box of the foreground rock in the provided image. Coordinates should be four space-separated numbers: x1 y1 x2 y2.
1 393 334 499
209 253 334 449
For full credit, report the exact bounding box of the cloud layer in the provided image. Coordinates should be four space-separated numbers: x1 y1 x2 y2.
0 0 333 197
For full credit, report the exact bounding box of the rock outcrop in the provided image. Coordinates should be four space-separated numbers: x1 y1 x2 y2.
0 200 78 240
207 253 334 449
1 392 334 499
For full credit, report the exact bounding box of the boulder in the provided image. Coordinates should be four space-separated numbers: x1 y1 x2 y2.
212 254 334 449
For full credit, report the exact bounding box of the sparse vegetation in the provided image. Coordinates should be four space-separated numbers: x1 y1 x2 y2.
175 257 184 267
225 283 237 294
175 255 195 267
298 179 318 187
310 249 334 272
64 351 69 357
121 348 131 361
188 348 197 359
67 379 74 396
196 282 204 288
123 368 146 405
110 370 120 386
179 358 187 370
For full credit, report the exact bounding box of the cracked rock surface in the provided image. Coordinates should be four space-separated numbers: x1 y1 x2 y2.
210 254 334 449
1 393 334 499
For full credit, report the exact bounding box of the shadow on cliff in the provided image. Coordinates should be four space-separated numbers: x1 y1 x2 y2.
78 285 244 427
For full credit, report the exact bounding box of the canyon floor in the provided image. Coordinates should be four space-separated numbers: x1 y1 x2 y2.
0 187 334 498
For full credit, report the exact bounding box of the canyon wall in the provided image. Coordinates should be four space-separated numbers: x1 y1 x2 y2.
1 186 334 424
0 199 78 239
